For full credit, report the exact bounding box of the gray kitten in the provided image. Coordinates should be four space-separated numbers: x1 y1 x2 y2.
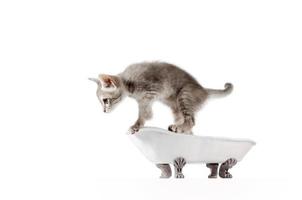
89 61 233 134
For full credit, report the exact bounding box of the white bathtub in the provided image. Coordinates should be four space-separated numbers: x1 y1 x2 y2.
129 127 255 164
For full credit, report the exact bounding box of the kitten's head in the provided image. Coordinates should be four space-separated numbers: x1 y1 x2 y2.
89 74 124 113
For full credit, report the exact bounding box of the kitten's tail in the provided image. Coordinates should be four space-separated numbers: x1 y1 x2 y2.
205 83 233 97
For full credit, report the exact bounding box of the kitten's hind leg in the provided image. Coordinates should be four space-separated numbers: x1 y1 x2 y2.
165 100 184 133
168 106 194 134
173 157 186 178
206 163 219 178
171 85 207 134
169 116 194 134
219 158 237 178
156 164 172 178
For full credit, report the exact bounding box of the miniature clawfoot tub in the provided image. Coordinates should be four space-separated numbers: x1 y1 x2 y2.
129 127 255 178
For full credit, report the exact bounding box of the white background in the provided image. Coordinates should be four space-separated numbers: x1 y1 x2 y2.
0 0 301 199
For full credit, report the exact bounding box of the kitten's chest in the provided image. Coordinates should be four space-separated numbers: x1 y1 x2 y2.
127 92 169 104
126 91 144 100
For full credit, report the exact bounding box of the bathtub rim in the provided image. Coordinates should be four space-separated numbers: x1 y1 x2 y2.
133 126 256 146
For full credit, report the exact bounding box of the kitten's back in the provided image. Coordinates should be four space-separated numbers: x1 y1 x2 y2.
120 62 202 92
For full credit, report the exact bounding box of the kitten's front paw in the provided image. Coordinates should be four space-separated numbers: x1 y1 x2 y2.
128 125 140 134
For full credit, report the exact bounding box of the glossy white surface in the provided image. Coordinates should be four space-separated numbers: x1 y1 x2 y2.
129 127 255 164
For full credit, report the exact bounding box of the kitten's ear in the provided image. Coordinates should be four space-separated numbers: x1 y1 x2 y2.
88 78 101 85
98 74 119 91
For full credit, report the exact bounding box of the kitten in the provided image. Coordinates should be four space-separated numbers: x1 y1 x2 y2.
89 61 233 134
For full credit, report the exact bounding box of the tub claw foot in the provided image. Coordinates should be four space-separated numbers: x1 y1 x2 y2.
175 173 184 178
173 157 186 178
219 158 237 178
206 163 219 178
156 164 172 178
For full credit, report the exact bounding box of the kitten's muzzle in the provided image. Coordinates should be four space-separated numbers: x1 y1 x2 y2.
103 107 111 113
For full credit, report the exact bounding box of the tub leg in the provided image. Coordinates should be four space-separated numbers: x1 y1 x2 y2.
206 163 219 178
219 158 237 178
156 164 172 178
173 157 186 178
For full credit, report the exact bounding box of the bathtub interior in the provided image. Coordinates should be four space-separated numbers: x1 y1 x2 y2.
129 127 255 164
